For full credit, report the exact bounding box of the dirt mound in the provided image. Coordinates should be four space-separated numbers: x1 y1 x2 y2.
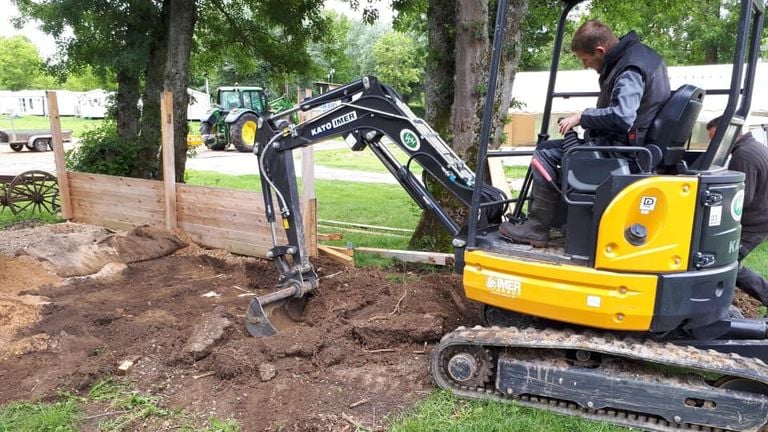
0 228 478 430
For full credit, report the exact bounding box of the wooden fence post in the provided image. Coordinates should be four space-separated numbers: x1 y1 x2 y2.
46 91 73 220
298 88 317 257
161 91 177 230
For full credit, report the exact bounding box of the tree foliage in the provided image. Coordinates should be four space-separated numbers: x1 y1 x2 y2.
0 36 45 90
372 31 424 101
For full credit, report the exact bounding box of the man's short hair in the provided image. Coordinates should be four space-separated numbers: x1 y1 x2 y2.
571 20 619 54
707 116 721 130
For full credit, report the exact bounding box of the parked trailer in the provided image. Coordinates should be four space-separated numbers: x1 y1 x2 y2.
0 129 73 152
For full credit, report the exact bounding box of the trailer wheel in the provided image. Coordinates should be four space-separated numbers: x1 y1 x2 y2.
33 138 51 152
25 141 35 150
230 113 258 152
10 143 23 152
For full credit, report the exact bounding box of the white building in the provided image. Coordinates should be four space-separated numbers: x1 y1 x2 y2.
509 63 768 146
77 89 112 119
187 88 211 120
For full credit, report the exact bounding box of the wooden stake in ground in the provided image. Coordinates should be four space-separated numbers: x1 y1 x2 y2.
160 91 177 230
46 91 73 220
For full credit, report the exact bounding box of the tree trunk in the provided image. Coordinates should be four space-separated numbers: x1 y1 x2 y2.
451 0 488 160
409 1 530 251
115 70 141 141
162 0 197 182
133 0 169 180
408 0 458 251
492 0 529 148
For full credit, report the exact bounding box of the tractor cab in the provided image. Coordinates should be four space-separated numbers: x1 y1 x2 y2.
216 86 268 114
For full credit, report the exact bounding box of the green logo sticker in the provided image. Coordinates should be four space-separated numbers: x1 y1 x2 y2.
400 129 420 151
731 189 744 222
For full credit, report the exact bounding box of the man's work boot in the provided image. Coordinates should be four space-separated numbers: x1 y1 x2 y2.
499 183 560 248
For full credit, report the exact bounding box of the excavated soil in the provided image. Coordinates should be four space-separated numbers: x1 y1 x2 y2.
0 221 764 431
0 222 479 431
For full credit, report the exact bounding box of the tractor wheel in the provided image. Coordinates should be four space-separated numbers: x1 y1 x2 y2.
230 113 259 153
10 143 23 152
201 122 226 150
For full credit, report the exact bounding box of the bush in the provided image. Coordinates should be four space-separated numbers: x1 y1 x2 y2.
65 121 141 176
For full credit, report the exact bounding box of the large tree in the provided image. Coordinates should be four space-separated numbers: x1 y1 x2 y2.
17 0 328 180
408 0 530 250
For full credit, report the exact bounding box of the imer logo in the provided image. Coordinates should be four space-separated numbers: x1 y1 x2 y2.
731 189 745 222
486 275 522 298
310 111 358 136
400 128 421 151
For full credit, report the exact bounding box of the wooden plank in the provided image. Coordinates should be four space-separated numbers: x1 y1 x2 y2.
161 91 177 230
317 224 410 238
179 222 273 257
68 173 163 197
72 214 138 231
176 184 265 205
321 245 354 257
68 189 164 209
176 213 282 240
47 91 73 219
176 186 277 214
71 198 164 223
317 219 413 233
317 233 343 241
176 202 272 225
304 198 317 257
487 157 513 199
355 247 454 266
318 245 354 267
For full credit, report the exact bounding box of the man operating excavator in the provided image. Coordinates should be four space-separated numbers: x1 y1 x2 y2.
500 20 671 247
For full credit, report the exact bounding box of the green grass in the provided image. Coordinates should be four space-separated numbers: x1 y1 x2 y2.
0 208 63 229
310 142 424 176
0 114 104 138
387 391 626 432
0 397 80 432
0 379 239 432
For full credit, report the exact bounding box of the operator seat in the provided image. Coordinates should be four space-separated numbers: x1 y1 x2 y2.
643 84 705 172
562 84 705 260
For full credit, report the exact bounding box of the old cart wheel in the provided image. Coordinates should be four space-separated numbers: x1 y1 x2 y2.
8 170 60 215
10 142 24 152
0 183 11 214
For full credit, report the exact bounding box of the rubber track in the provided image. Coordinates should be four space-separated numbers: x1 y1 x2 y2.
431 326 768 432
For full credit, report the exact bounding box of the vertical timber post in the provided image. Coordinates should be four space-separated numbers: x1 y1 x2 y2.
46 91 73 220
298 87 317 257
161 91 177 230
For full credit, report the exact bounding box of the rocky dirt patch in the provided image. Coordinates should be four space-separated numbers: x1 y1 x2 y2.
0 222 477 431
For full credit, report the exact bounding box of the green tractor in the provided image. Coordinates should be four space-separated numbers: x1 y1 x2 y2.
200 86 269 152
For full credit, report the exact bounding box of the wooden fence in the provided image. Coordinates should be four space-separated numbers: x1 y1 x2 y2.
47 91 308 258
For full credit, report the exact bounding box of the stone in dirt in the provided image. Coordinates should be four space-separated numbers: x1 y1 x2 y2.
258 363 276 382
183 307 232 361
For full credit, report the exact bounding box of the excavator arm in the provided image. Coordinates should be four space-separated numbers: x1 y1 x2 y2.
245 76 506 336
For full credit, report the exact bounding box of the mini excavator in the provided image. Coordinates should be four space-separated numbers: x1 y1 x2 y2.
245 0 768 430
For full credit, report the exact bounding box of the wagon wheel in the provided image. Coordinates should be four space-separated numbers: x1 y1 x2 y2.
7 170 60 215
0 183 11 214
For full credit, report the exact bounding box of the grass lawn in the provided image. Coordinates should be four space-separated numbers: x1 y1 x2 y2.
0 379 238 432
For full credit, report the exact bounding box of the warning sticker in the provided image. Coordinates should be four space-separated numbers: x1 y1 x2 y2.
639 196 657 214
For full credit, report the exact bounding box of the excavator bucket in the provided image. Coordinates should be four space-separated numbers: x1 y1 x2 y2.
245 283 310 337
